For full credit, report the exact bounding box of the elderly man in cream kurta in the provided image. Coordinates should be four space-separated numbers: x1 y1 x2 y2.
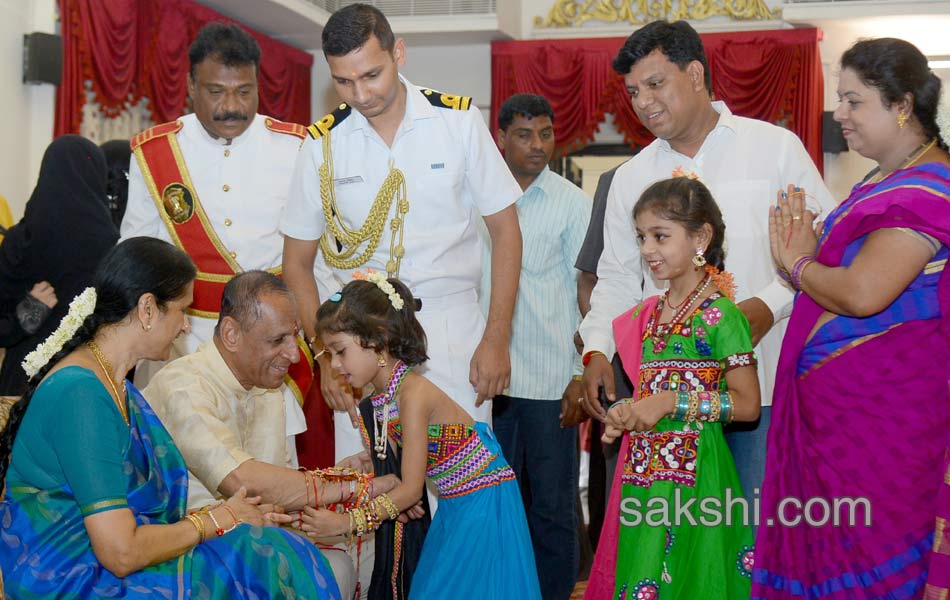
146 272 381 597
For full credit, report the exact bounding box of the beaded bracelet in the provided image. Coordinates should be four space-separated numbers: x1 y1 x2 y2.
207 507 226 537
221 505 241 533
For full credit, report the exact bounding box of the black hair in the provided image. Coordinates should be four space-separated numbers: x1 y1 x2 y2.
215 270 292 335
633 177 726 270
315 278 427 366
613 20 712 94
188 22 261 79
0 237 196 486
322 3 395 57
841 38 947 150
498 94 555 131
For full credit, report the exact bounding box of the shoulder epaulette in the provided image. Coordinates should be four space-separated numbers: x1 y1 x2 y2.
131 120 183 151
307 103 353 139
264 117 307 139
420 89 472 111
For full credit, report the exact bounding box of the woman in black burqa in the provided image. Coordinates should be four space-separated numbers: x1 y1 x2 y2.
0 135 118 395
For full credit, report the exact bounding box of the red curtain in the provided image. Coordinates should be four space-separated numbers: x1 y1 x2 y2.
491 28 824 171
54 0 314 137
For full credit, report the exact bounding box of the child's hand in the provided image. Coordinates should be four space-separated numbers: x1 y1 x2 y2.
300 506 349 538
397 500 426 523
624 392 676 431
372 474 401 497
601 422 624 444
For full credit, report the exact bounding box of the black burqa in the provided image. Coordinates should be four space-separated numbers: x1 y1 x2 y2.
0 135 118 394
359 398 431 600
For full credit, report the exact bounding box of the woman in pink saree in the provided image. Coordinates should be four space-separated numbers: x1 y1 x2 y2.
754 38 950 598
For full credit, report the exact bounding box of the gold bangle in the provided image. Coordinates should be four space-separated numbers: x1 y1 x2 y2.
186 513 205 543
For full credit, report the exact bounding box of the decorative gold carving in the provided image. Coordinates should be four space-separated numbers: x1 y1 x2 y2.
535 0 778 28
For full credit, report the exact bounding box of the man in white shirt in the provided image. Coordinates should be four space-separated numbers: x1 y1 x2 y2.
120 23 326 463
579 20 836 504
282 4 522 464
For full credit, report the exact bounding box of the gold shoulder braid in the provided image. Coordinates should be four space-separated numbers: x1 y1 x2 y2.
318 130 409 278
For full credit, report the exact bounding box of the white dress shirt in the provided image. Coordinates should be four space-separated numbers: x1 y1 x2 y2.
579 102 836 404
280 76 522 300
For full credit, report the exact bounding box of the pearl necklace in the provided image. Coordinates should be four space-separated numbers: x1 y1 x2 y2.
652 274 711 353
370 361 410 460
87 340 129 425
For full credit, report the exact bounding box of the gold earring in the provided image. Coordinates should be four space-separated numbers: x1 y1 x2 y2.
692 249 707 268
377 354 387 367
142 322 151 332
897 112 908 129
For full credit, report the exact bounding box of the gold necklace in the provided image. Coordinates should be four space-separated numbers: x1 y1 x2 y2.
868 137 937 184
87 340 129 425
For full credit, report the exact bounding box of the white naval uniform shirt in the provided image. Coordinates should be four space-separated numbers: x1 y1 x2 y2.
579 102 837 405
281 76 522 459
121 113 314 449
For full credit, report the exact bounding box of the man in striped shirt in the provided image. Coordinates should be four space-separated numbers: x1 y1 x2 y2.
482 93 591 600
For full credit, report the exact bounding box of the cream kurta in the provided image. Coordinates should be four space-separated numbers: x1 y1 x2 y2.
145 342 290 511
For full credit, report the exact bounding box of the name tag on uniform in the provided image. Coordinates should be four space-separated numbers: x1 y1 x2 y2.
430 163 445 170
334 175 364 186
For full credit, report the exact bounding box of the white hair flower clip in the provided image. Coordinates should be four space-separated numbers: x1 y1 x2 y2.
352 269 404 310
22 287 97 378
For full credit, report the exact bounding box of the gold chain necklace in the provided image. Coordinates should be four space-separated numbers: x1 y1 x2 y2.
319 132 410 278
868 137 937 184
87 340 129 425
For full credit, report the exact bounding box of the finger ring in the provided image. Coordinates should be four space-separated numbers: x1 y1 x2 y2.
792 215 802 221
578 396 586 404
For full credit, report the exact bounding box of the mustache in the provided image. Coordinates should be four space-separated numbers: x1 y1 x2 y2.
213 112 248 122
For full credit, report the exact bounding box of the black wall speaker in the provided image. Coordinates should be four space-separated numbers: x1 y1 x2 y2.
23 32 62 85
822 111 849 153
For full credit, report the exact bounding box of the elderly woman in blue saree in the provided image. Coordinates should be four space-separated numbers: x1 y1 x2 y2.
0 237 342 598
755 38 950 598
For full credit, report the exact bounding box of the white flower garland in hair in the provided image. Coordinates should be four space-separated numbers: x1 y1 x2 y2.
352 269 404 310
21 287 97 379
936 92 950 147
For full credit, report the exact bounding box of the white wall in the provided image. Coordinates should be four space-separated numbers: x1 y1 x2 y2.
0 0 56 221
310 42 493 125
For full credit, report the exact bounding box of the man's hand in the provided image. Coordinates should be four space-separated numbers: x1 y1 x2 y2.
317 353 358 427
560 377 588 428
335 451 373 473
470 330 511 407
581 353 614 422
737 297 774 347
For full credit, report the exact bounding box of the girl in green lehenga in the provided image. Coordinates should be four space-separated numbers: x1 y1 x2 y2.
587 177 761 599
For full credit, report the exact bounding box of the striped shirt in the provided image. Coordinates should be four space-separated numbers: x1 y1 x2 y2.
481 167 591 400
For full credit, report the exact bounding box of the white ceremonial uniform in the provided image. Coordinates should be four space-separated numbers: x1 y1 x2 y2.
121 113 323 457
281 76 522 461
579 102 837 404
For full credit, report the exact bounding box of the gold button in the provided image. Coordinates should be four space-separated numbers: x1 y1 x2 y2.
224 218 232 227
339 103 347 110
224 149 230 157
229 251 237 259
223 184 230 192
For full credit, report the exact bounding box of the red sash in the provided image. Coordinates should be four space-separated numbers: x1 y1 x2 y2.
131 121 313 405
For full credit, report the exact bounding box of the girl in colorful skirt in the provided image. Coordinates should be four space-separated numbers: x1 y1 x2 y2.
301 273 542 600
586 177 761 599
